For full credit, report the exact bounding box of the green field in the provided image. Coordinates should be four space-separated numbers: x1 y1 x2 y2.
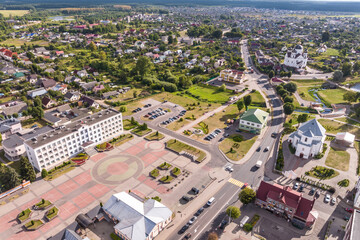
186 84 234 103
318 119 360 138
291 79 325 102
321 48 339 57
317 88 353 106
248 90 266 107
0 10 29 17
219 134 257 161
1 39 49 47
202 104 239 132
325 147 350 171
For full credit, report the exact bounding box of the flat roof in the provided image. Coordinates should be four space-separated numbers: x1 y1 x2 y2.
25 108 120 149
351 210 360 240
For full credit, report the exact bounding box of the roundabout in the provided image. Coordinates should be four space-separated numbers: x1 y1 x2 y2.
91 154 144 185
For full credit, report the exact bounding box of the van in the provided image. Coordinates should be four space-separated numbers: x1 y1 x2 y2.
207 197 215 206
240 216 249 227
255 160 263 168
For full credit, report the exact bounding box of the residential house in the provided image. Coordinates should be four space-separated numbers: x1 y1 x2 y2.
52 84 68 94
102 91 119 99
42 96 56 109
64 76 81 83
64 91 81 102
28 74 38 84
102 192 173 240
288 119 326 159
27 88 47 98
0 101 27 117
77 70 88 78
93 84 105 93
255 181 317 229
40 78 57 89
35 47 50 55
80 96 99 109
80 81 98 91
239 108 269 134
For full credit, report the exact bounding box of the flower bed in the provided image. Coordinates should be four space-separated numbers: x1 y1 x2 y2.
158 162 172 170
17 208 32 223
96 142 113 152
45 206 59 221
45 161 76 180
159 175 174 183
34 199 52 210
305 166 339 180
150 169 160 178
131 127 152 137
171 167 182 177
24 219 44 231
166 139 206 163
110 134 133 147
144 131 165 141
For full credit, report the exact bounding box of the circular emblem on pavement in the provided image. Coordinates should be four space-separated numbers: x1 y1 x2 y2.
146 141 164 151
91 155 143 185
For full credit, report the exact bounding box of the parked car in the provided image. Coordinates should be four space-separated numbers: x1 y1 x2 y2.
345 208 354 213
293 182 299 190
219 137 224 142
324 194 331 203
219 219 229 229
309 188 315 195
225 166 234 172
179 224 189 234
192 187 199 195
183 233 191 239
344 215 350 221
224 133 229 137
298 184 305 192
315 191 320 198
182 196 190 202
195 207 204 216
331 197 336 205
271 132 277 138
256 147 261 152
188 216 197 225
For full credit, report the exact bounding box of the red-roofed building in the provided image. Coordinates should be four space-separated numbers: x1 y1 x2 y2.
255 181 317 229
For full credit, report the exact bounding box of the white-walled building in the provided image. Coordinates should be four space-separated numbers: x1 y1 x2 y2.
24 108 123 171
288 119 326 159
103 192 173 240
284 44 308 69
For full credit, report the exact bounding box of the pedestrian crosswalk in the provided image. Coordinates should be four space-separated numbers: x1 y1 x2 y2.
228 178 244 188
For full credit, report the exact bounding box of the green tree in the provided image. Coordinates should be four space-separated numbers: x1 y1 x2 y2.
219 84 226 92
342 62 352 77
243 95 252 110
0 133 2 144
321 31 330 42
19 156 36 182
119 106 127 112
297 114 309 126
212 29 223 39
354 61 360 72
239 188 256 204
284 82 297 93
226 206 241 220
89 41 97 51
134 56 152 79
243 223 253 232
133 91 138 98
268 70 275 79
0 164 21 190
41 169 48 178
283 96 293 103
287 71 292 78
283 102 295 115
332 70 344 82
237 100 244 112
343 91 358 103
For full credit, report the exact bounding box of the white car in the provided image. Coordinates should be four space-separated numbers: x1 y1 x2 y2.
325 194 331 203
293 182 299 190
188 216 197 225
225 166 234 172
331 197 336 205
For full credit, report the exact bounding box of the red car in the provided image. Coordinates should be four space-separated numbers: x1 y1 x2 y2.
345 208 354 213
242 183 249 189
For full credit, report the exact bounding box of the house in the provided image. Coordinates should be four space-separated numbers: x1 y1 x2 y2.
77 70 88 78
335 132 355 147
27 88 47 98
316 44 327 54
52 84 68 94
93 84 105 93
80 96 99 109
102 91 119 99
255 181 317 229
55 50 64 56
40 78 57 89
42 96 56 109
288 119 326 159
64 76 81 83
0 118 22 140
102 192 173 240
239 108 269 134
284 44 308 69
270 77 285 86
219 69 243 84
344 209 360 240
64 91 81 102
214 59 226 68
35 47 50 55
0 101 27 117
27 74 38 84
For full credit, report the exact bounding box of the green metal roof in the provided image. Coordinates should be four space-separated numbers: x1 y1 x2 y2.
240 108 269 124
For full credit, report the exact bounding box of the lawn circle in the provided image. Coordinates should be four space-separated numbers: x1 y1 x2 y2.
107 162 129 175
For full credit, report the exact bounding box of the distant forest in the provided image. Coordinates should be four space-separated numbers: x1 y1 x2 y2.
1 0 360 13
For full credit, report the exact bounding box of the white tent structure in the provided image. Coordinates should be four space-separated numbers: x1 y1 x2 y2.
283 170 297 179
335 132 355 147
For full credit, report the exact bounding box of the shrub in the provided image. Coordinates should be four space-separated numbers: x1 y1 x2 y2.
338 179 349 187
233 135 244 142
41 169 48 178
243 223 253 232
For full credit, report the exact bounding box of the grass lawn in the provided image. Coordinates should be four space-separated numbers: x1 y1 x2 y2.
150 169 159 178
167 119 191 131
46 206 59 220
1 39 48 47
321 48 340 56
144 131 165 141
325 147 350 171
110 134 133 146
17 208 31 222
35 199 52 209
159 175 174 183
123 119 138 130
334 117 360 127
186 84 234 103
0 96 13 104
44 162 76 181
131 127 152 136
291 79 325 102
0 10 29 17
306 166 339 180
248 90 266 107
24 220 43 230
171 167 182 176
158 162 172 170
317 88 353 106
21 118 48 129
219 134 258 161
287 113 316 126
202 104 240 132
318 119 360 138
166 139 206 163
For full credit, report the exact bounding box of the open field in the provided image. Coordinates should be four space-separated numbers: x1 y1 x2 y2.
334 117 360 127
325 147 350 171
219 134 257 161
320 48 340 57
317 88 353 106
291 79 325 102
248 90 266 107
0 39 49 47
202 104 240 132
0 10 29 17
186 84 234 103
318 119 360 138
287 113 316 126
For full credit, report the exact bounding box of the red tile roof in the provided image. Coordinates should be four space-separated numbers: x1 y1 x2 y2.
295 197 316 221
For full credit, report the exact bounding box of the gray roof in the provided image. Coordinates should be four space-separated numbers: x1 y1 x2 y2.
103 192 172 240
63 229 82 240
303 130 314 138
0 118 20 133
3 126 53 149
298 119 326 137
25 108 119 149
0 101 27 116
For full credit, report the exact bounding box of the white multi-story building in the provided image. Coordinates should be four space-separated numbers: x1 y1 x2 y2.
24 108 123 171
288 119 326 159
284 44 308 69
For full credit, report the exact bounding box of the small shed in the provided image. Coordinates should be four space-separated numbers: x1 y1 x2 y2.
75 213 94 228
335 132 355 147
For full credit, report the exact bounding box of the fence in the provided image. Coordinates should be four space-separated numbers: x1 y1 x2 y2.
0 180 30 200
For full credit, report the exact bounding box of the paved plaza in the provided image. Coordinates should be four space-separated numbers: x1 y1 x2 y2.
0 133 212 240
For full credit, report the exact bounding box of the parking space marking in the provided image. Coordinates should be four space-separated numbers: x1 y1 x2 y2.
228 178 244 188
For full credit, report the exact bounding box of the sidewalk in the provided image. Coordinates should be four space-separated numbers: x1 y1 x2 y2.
158 169 231 240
